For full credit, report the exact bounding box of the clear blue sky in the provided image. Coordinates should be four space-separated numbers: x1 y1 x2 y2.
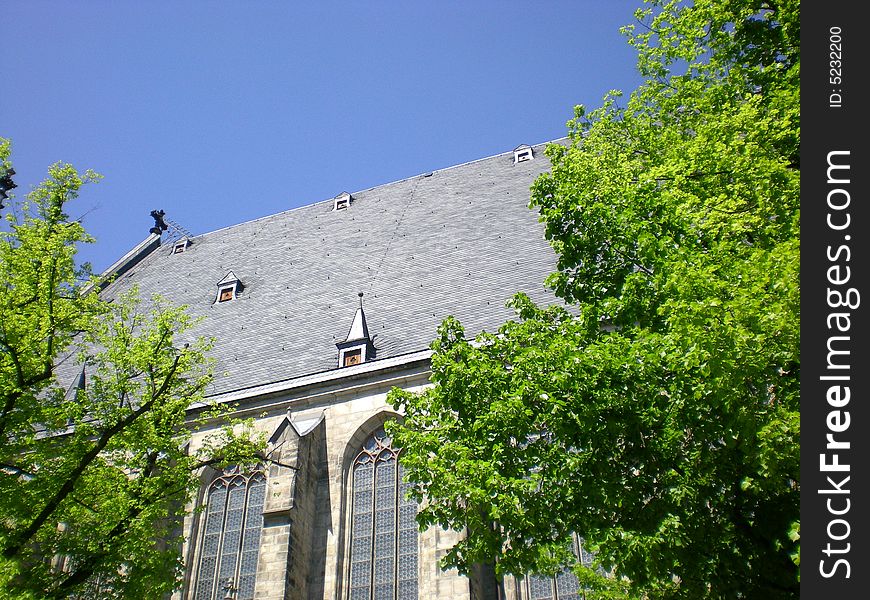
3 1 644 274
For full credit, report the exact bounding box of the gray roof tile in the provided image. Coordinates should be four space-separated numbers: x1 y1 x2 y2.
94 142 564 398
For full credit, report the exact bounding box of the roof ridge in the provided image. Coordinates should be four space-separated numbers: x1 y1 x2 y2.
190 137 566 242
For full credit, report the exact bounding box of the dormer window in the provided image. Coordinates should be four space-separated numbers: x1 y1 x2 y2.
217 285 235 302
172 238 191 254
336 292 374 367
338 343 370 368
513 144 534 164
215 271 243 304
333 191 352 211
342 348 362 367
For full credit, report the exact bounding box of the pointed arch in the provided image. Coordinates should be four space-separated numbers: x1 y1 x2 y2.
340 410 402 475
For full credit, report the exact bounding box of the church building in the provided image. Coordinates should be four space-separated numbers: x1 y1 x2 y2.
91 141 583 600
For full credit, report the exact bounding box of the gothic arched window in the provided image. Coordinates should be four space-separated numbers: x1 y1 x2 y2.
194 469 266 600
527 536 596 600
528 570 581 600
348 428 418 600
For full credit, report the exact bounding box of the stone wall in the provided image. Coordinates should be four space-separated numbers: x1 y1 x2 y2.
174 360 489 600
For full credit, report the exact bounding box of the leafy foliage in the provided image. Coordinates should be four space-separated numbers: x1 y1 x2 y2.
0 142 266 598
388 1 799 597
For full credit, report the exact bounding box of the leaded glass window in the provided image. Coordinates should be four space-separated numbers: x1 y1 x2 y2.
527 536 596 600
194 469 266 600
348 428 418 600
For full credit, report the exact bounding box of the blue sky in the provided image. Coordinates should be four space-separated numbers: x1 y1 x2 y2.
4 1 644 274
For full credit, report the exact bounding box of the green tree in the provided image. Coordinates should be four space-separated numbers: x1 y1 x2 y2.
0 140 265 599
388 0 800 598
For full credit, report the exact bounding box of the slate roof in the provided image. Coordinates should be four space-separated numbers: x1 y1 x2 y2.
92 141 564 399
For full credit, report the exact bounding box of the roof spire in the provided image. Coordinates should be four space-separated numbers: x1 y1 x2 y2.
336 293 375 367
344 292 370 342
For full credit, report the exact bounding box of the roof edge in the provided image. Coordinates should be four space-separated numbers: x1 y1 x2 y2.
83 233 162 294
192 348 434 409
195 137 568 241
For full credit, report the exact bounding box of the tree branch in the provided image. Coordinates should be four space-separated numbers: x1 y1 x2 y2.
2 354 181 559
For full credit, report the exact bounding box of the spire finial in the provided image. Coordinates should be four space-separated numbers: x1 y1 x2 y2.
149 209 168 235
358 291 364 308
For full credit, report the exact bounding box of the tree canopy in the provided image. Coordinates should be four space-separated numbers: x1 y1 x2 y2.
0 141 265 599
388 0 800 598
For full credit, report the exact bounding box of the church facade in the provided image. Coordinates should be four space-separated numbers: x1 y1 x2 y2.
93 142 576 600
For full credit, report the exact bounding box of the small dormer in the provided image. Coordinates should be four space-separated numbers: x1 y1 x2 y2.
513 144 534 164
171 237 192 255
336 292 375 367
333 191 353 211
215 271 243 304
64 365 86 402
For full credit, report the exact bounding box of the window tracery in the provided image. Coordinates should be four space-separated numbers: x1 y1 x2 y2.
194 468 266 600
527 536 597 600
348 428 418 600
